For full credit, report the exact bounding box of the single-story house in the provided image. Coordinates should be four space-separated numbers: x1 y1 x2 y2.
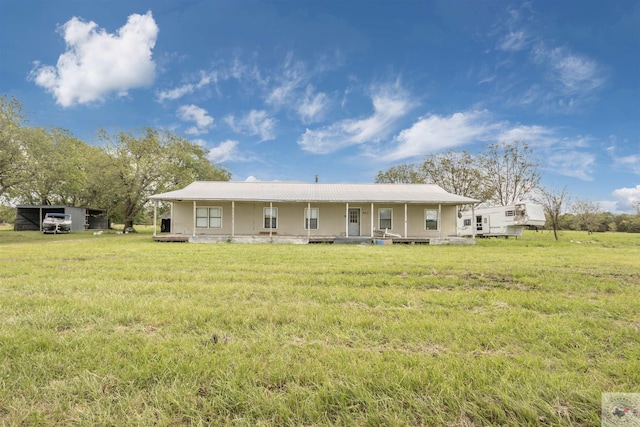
149 181 479 243
14 206 108 232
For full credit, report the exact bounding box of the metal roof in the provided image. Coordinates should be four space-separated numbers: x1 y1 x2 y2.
150 181 479 204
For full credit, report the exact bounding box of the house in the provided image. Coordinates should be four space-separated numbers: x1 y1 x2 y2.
14 205 108 232
458 203 546 238
149 181 480 244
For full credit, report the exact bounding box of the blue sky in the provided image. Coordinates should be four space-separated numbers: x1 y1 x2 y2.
1 0 639 212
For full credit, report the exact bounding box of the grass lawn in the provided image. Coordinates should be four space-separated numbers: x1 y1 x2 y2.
1 227 638 426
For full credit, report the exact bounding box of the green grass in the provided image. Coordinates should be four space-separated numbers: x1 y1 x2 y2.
1 229 639 426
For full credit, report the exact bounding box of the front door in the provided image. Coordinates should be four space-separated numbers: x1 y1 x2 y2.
348 208 360 236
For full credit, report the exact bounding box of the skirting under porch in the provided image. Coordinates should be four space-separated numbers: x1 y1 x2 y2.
153 234 475 245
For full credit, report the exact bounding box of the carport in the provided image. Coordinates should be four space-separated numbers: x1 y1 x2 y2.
14 206 108 231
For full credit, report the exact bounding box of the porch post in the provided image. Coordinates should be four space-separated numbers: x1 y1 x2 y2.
153 201 157 237
370 203 374 237
232 201 235 237
438 204 442 238
404 203 408 238
307 202 311 238
192 201 196 237
472 204 476 239
269 202 273 238
170 202 174 233
39 207 43 231
345 203 349 237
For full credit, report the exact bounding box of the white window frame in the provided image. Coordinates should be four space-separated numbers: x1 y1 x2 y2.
196 207 223 229
263 207 278 229
304 207 319 230
378 208 393 230
505 210 516 217
425 209 439 231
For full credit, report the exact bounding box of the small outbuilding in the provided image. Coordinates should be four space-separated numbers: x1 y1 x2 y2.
149 181 479 244
14 206 108 232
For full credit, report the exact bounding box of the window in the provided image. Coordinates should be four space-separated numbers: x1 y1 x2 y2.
379 208 392 230
425 209 438 230
196 207 222 228
505 210 516 217
264 207 278 229
304 208 318 230
463 219 471 226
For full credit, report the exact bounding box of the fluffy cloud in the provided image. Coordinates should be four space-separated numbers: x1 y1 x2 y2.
225 110 276 141
298 83 414 154
31 12 158 107
384 110 500 161
177 104 214 135
612 185 640 212
207 140 241 163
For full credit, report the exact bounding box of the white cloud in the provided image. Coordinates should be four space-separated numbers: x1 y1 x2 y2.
266 54 306 107
612 185 640 212
499 31 528 51
539 46 605 94
207 140 242 163
299 82 414 154
493 125 595 180
225 110 276 141
177 104 213 135
614 154 640 175
298 85 329 124
384 110 500 161
546 150 595 181
31 12 158 107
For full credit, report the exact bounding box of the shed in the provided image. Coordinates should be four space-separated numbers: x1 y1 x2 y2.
14 206 108 232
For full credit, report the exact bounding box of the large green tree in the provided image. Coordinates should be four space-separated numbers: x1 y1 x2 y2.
0 95 29 199
10 126 89 205
96 128 230 230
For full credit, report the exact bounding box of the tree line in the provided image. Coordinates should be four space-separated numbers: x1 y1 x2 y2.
0 95 230 229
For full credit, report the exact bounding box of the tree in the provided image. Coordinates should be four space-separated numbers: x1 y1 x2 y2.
536 186 570 241
572 198 601 234
10 127 89 205
418 150 493 201
479 141 540 206
376 150 492 202
97 128 231 230
375 163 424 184
0 95 29 198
